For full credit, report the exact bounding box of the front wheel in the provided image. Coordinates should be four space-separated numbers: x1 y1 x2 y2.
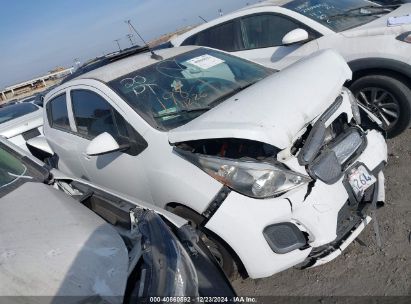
349 74 411 138
170 205 235 278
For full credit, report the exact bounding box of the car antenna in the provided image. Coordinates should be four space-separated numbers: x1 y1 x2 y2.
198 15 207 23
125 20 163 60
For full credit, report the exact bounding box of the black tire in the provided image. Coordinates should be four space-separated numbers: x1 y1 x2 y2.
349 74 411 138
170 205 235 278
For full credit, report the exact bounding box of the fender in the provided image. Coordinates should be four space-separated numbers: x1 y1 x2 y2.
26 136 54 155
348 57 411 81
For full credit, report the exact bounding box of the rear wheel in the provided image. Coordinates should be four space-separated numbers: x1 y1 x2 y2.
349 74 411 138
170 205 235 278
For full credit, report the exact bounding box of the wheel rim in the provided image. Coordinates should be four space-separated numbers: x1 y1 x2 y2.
355 87 400 131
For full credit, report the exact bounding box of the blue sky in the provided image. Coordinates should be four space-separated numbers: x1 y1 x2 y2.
0 0 256 89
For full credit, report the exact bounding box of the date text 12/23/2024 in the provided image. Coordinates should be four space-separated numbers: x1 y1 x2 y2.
147 296 257 303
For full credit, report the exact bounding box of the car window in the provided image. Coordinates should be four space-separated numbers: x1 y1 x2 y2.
241 14 300 49
48 94 70 131
283 0 396 32
0 103 38 125
0 145 26 189
182 21 242 52
71 89 129 141
108 48 274 131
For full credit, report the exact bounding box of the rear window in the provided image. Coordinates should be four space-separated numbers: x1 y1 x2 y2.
0 103 38 125
182 21 242 51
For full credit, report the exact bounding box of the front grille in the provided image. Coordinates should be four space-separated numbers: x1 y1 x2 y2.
22 128 41 141
336 200 363 239
309 184 375 258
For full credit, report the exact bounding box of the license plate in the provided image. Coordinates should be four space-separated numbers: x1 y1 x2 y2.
348 165 376 197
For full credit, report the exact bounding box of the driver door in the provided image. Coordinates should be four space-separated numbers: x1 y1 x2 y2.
234 13 320 70
67 87 153 204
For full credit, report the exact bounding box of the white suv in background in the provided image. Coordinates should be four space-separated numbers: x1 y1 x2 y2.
171 0 411 138
31 46 387 279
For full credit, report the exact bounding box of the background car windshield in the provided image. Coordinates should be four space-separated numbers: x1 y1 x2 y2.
0 145 26 189
0 103 38 125
109 48 273 130
284 0 392 32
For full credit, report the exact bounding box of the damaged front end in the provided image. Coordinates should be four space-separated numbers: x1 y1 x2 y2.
170 85 387 276
281 88 387 268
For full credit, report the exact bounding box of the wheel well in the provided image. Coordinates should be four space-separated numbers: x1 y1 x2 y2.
165 202 249 279
347 68 411 88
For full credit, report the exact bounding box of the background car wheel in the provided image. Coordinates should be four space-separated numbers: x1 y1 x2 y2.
170 205 235 278
349 74 411 138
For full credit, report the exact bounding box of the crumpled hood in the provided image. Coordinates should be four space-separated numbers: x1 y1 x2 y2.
0 182 129 301
168 49 351 149
0 109 43 139
342 4 411 38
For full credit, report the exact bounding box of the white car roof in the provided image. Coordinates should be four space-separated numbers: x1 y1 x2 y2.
237 0 292 11
73 45 199 83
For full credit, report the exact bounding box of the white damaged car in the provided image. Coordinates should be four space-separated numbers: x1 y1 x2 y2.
30 46 388 279
0 103 43 151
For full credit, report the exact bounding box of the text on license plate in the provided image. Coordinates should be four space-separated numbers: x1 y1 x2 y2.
348 165 376 196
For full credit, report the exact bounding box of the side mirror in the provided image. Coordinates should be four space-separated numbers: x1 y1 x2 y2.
86 132 126 156
282 28 309 46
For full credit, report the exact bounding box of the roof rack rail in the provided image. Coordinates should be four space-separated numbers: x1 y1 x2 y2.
61 45 150 84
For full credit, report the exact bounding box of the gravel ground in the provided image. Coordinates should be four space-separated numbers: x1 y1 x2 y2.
232 129 411 297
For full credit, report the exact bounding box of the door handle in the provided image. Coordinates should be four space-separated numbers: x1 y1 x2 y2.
82 152 91 160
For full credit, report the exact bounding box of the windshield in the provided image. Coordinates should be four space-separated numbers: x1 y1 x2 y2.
0 103 38 125
108 48 273 130
0 145 27 189
284 0 397 32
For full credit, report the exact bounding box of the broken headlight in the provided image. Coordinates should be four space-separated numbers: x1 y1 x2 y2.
308 128 365 184
176 149 311 198
342 87 361 125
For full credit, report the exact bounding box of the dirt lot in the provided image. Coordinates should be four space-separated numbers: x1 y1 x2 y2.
232 129 411 297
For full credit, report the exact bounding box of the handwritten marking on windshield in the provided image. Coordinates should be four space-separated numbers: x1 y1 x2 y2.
120 75 167 110
162 89 207 108
293 3 336 23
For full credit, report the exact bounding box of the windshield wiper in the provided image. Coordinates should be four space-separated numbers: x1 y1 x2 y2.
153 107 210 119
328 5 398 20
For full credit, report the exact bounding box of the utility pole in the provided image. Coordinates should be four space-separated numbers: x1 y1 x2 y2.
114 39 122 52
73 58 81 69
126 34 135 46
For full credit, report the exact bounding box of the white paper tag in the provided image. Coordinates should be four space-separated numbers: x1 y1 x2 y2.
186 54 225 70
388 14 411 27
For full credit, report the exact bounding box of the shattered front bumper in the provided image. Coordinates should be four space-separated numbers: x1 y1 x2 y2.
203 130 387 279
